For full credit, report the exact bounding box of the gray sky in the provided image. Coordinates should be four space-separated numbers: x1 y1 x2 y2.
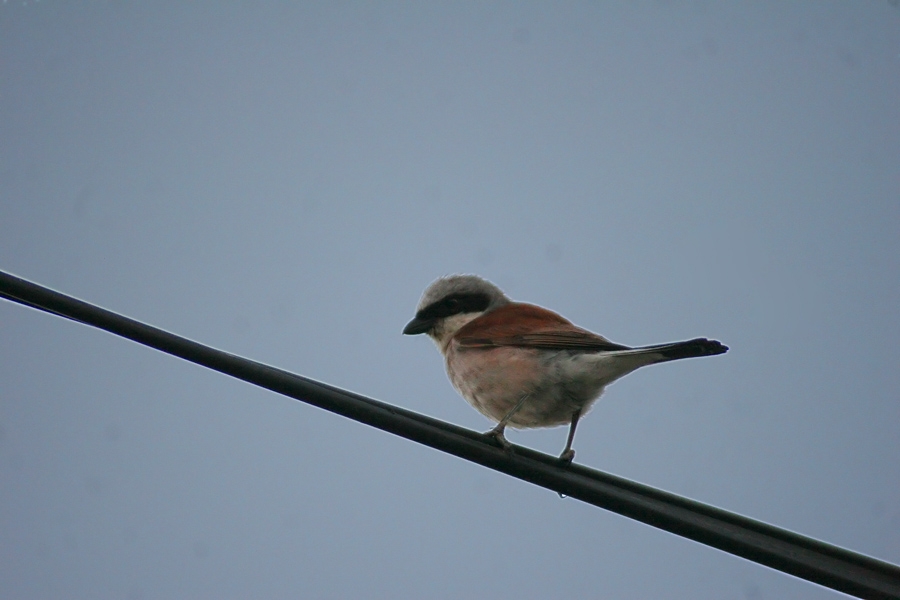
1 2 898 599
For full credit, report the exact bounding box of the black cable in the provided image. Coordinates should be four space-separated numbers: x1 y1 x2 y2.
1 269 898 600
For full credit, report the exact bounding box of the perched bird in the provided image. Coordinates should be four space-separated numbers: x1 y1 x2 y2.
403 275 727 463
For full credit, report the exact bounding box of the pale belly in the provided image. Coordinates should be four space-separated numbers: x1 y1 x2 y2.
445 346 608 428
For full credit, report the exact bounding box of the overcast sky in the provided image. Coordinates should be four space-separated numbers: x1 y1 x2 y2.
1 2 898 599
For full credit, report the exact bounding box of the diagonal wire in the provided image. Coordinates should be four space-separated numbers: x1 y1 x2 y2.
1 269 898 600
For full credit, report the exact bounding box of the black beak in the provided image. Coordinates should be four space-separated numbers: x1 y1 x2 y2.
403 316 434 335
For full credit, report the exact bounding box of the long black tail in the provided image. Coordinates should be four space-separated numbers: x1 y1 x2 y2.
639 338 729 362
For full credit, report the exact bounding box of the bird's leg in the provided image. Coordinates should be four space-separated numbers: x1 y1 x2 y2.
558 409 582 464
485 394 530 450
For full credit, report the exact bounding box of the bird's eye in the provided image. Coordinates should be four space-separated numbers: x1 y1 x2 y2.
446 298 460 310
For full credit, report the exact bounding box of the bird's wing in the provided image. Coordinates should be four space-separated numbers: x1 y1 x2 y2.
454 303 629 352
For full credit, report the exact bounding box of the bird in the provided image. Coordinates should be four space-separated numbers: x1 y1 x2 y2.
403 275 727 463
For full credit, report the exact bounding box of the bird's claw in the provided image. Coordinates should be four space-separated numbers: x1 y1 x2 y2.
484 427 512 451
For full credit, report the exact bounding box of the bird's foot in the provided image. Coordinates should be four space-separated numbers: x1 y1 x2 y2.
558 449 575 465
484 427 512 451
